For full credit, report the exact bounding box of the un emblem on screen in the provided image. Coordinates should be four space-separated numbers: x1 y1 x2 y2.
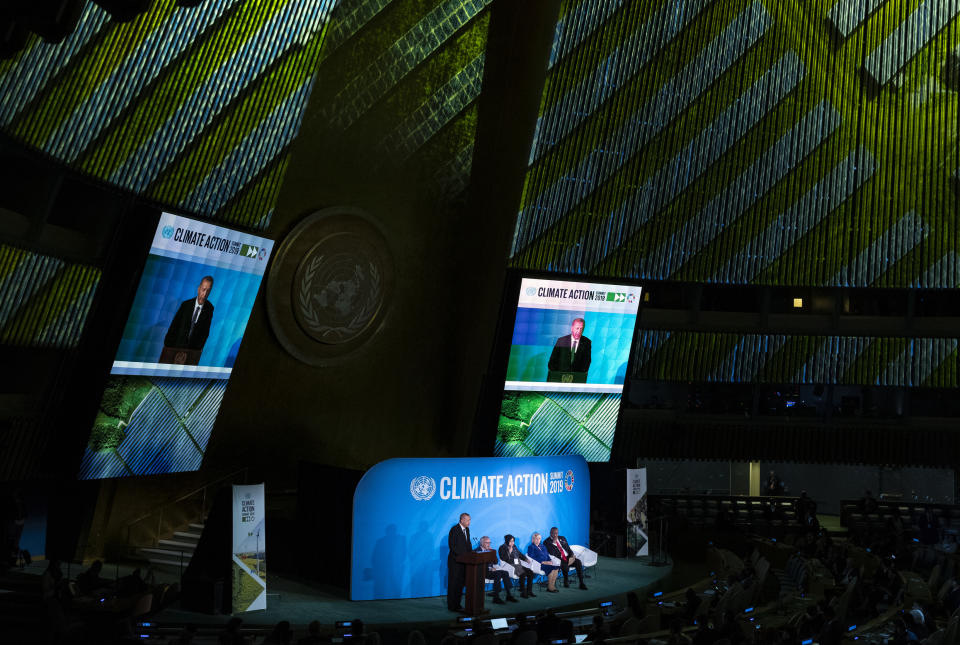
266 208 394 366
410 476 436 501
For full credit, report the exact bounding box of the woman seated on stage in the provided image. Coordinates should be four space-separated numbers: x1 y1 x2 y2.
499 534 536 598
527 532 559 592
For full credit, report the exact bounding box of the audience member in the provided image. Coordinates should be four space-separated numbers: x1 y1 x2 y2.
764 471 784 496
586 615 609 642
264 620 294 644
537 608 563 642
407 629 427 645
510 613 538 645
917 508 940 546
619 598 649 636
801 507 820 534
219 617 248 645
41 558 64 601
796 490 813 520
352 619 366 637
298 621 323 645
118 566 151 596
607 591 640 632
76 559 109 595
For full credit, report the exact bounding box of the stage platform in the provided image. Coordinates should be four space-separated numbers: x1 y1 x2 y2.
156 556 673 628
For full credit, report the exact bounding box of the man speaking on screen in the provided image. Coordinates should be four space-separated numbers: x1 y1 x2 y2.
547 317 591 383
160 276 215 364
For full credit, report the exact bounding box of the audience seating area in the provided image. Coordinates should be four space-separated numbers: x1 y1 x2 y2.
840 499 960 537
651 495 804 532
13 496 960 644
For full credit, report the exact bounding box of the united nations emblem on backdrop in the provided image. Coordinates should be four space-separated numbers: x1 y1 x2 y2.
410 476 436 501
266 207 394 366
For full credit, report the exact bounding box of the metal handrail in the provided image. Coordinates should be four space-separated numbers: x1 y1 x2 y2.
119 544 193 581
124 467 248 547
71 541 197 584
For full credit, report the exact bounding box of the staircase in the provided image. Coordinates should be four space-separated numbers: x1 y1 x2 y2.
118 468 248 574
136 521 205 570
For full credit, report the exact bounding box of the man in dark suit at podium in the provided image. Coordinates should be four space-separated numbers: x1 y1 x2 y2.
160 276 215 364
547 318 591 382
447 512 471 612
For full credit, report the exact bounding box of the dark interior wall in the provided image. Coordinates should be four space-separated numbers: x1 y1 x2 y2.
293 463 363 588
759 463 955 515
641 460 737 496
204 0 561 478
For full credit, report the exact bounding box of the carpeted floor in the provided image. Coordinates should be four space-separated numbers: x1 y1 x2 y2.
155 555 673 628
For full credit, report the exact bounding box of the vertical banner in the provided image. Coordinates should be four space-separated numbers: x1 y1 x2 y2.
232 484 266 612
627 468 648 556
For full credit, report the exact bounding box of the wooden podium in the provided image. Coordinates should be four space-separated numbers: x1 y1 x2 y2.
159 346 202 365
457 551 497 616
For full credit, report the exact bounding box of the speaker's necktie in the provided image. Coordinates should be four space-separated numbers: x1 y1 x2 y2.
190 305 201 337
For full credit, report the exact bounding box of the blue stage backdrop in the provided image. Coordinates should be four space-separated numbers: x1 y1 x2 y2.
350 456 590 601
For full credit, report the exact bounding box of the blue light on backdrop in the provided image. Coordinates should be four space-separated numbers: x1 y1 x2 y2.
350 456 590 601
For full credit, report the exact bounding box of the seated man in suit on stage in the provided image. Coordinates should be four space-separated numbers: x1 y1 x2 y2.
478 535 516 604
499 534 535 598
545 526 587 590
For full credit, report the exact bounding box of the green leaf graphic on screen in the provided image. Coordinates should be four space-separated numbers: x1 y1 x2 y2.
497 392 545 442
89 376 153 452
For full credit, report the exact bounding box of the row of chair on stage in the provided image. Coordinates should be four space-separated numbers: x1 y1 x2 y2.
478 531 599 604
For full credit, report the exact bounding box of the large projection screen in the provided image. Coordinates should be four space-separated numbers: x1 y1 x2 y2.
79 213 272 479
495 277 640 462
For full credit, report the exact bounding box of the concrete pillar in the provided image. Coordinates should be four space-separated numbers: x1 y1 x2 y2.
749 462 762 496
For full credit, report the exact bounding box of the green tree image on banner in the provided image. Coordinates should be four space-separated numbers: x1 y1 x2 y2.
232 483 266 612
